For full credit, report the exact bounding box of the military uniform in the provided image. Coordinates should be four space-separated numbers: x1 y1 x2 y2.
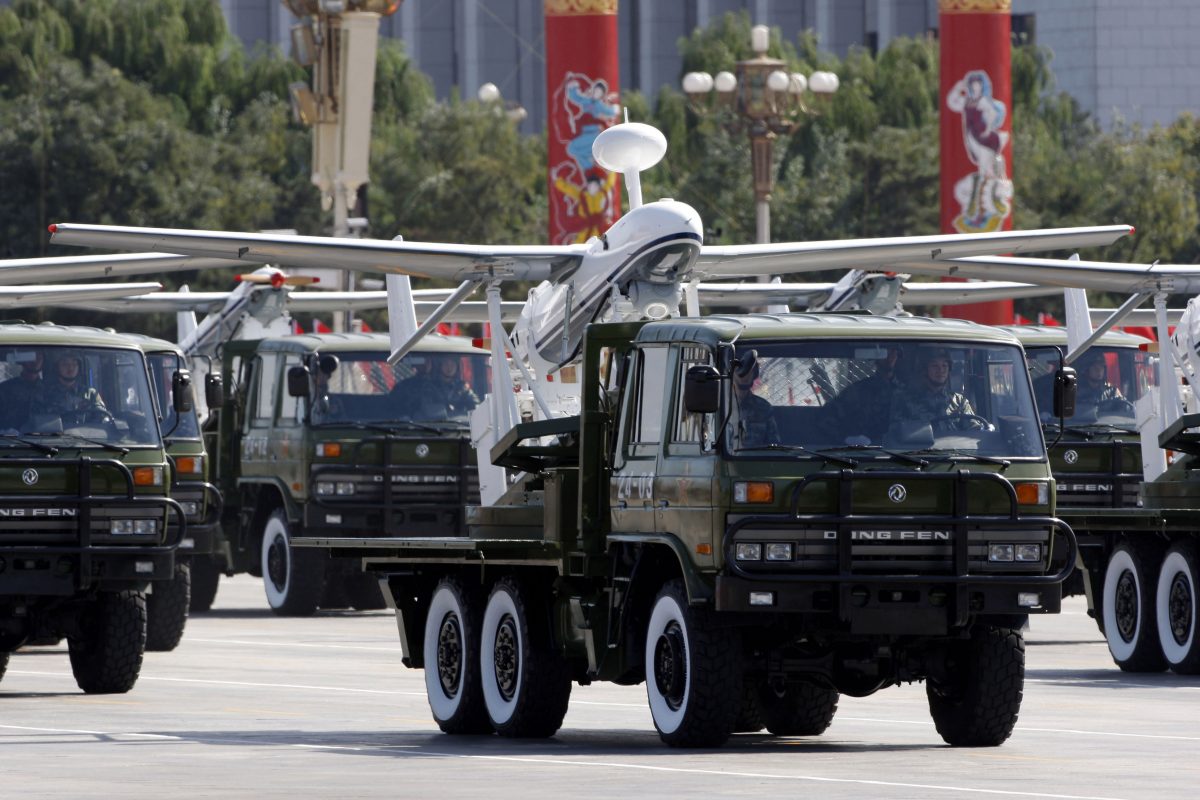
0 376 41 431
735 391 780 447
401 376 480 420
892 385 978 432
40 380 107 422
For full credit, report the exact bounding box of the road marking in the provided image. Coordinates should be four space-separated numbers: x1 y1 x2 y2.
7 670 426 697
0 722 1136 800
183 637 401 652
838 716 1200 741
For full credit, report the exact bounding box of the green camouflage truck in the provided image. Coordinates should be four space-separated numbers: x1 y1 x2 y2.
300 314 1076 747
124 334 223 648
205 331 489 615
0 324 184 692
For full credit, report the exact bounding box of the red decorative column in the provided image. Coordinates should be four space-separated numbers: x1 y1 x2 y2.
545 0 621 245
939 0 1014 325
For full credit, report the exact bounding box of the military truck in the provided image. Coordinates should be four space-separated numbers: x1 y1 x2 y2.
300 314 1076 747
0 324 184 692
124 334 223 647
1005 326 1153 512
206 331 489 615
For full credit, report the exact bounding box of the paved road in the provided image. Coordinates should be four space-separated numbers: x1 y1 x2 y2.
2 577 1197 799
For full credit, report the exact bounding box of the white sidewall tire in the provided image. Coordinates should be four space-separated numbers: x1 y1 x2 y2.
644 592 690 737
1157 549 1197 666
1103 547 1143 663
261 513 292 609
424 584 470 724
480 584 522 727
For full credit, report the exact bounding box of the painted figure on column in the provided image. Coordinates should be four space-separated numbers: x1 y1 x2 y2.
946 70 1013 233
550 70 620 244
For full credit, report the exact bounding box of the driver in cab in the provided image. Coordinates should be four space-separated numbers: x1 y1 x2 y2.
40 350 107 423
892 347 984 434
1076 352 1125 411
732 350 779 447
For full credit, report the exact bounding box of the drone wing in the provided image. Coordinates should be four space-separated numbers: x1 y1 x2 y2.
0 253 235 284
48 224 588 283
0 282 164 308
890 253 1200 295
693 225 1134 277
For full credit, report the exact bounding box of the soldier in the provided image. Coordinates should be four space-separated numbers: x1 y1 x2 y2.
0 350 43 431
397 354 479 420
835 345 901 442
1076 352 1124 411
40 350 107 424
732 350 779 447
893 347 983 434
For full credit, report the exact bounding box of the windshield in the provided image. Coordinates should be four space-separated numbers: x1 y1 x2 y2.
147 352 200 439
725 339 1043 459
1026 345 1153 428
0 344 160 447
310 349 490 426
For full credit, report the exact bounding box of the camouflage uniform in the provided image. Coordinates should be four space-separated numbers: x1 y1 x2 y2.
735 391 780 447
39 380 107 422
1077 381 1122 409
892 385 978 432
0 376 41 431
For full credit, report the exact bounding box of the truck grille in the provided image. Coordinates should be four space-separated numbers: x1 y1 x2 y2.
1056 478 1141 508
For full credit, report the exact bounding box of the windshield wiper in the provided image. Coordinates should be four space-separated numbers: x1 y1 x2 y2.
816 445 929 468
901 448 1011 469
737 443 858 468
26 431 129 455
369 419 449 434
0 434 58 455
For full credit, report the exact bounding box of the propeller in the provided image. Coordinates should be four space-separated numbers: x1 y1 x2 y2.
235 271 320 289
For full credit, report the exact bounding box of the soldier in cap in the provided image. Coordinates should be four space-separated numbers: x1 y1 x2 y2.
892 347 983 433
731 350 780 447
40 349 107 424
1076 351 1124 412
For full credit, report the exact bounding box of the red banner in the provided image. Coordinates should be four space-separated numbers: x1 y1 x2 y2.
544 0 621 245
939 0 1013 325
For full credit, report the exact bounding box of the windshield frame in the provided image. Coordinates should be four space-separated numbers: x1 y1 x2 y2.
0 343 164 449
719 337 1047 463
305 348 491 428
146 351 202 441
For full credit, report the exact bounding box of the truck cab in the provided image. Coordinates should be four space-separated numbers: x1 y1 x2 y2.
210 332 489 615
0 324 183 693
1005 326 1153 510
124 333 223 647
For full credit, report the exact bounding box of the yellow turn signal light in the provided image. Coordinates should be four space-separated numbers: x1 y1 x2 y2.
733 481 774 504
133 466 164 487
1014 482 1048 505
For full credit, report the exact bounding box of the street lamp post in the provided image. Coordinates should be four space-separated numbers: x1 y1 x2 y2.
682 24 839 245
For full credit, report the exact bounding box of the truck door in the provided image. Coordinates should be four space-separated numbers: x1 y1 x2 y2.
656 345 717 558
274 353 306 506
610 345 667 534
240 352 278 481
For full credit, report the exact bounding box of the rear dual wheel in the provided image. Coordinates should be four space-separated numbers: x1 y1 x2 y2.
423 577 491 734
261 510 325 616
1102 541 1168 672
1156 541 1200 674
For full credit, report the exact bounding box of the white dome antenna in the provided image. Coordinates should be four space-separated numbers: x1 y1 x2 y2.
592 122 667 210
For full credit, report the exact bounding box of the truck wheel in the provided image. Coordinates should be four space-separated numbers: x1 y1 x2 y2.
424 577 491 734
1156 541 1200 674
1102 542 1167 672
189 556 221 613
734 679 765 733
926 624 1024 747
758 679 839 736
345 571 387 611
479 576 572 737
146 561 190 652
68 590 146 694
261 510 325 616
644 579 741 748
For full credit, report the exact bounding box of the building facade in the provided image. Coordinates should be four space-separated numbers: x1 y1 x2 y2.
212 1 1199 132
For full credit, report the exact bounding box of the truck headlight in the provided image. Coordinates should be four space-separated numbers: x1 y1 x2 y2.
315 481 336 496
764 542 794 561
179 501 200 517
335 481 355 496
111 519 158 535
1015 543 1042 562
989 543 1015 562
735 542 762 561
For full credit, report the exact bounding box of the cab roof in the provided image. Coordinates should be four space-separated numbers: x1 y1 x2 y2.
0 322 143 350
633 313 1023 348
224 331 488 356
1000 325 1152 347
120 332 184 356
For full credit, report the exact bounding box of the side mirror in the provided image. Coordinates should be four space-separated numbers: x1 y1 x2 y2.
1054 366 1077 418
287 365 310 398
204 373 224 409
172 369 195 414
683 364 721 414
